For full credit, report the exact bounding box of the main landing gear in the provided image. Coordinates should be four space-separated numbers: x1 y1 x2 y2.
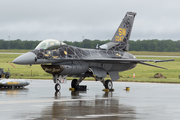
94 76 113 89
71 79 78 89
70 76 114 92
99 78 114 92
53 74 114 92
70 77 86 91
104 80 113 89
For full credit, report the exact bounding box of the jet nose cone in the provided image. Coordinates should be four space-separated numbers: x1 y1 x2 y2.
13 52 36 65
26 81 30 85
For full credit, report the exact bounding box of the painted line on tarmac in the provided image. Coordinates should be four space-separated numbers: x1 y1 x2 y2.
73 113 135 119
0 97 120 104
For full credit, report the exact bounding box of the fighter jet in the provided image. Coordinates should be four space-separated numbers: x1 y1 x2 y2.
13 12 174 91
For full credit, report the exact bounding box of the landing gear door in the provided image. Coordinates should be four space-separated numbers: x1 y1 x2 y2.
59 75 67 84
109 71 119 81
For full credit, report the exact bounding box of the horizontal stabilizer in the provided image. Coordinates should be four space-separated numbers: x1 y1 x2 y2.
154 59 174 63
139 62 167 70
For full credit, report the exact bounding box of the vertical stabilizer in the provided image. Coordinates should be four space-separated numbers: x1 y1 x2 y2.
100 12 136 51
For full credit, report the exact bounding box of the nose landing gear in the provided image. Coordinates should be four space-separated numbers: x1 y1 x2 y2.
53 74 67 92
55 83 61 91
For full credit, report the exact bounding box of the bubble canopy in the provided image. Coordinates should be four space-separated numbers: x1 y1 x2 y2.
35 39 66 50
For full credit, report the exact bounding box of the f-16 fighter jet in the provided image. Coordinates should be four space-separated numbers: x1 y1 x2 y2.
13 12 174 91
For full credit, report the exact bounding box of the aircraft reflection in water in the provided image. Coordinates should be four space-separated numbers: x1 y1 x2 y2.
39 92 136 119
0 88 28 97
13 12 174 91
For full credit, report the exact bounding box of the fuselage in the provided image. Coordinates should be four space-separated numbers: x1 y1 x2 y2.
13 43 137 77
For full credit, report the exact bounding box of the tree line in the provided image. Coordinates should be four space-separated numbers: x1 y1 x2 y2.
0 39 180 52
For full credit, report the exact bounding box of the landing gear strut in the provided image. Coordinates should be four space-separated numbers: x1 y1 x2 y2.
70 75 86 91
100 78 113 91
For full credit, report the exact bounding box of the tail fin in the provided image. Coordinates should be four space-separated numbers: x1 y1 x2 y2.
100 12 136 51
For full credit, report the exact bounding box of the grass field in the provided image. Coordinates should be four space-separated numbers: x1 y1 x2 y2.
0 50 180 83
129 51 180 56
0 49 30 53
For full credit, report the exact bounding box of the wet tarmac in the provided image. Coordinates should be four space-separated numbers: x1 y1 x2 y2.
0 80 180 120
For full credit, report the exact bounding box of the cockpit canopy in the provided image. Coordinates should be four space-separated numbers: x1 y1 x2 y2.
35 39 66 50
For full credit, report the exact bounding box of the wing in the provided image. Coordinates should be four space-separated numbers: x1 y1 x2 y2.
36 58 174 70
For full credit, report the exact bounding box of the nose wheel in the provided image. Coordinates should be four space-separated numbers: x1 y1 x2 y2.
53 74 67 91
55 83 61 91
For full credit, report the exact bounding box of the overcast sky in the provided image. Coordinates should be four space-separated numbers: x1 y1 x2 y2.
1 0 180 41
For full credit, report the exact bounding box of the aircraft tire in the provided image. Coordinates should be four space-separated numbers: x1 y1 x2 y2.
71 79 78 89
5 74 9 79
55 83 61 91
105 80 113 89
55 91 61 98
